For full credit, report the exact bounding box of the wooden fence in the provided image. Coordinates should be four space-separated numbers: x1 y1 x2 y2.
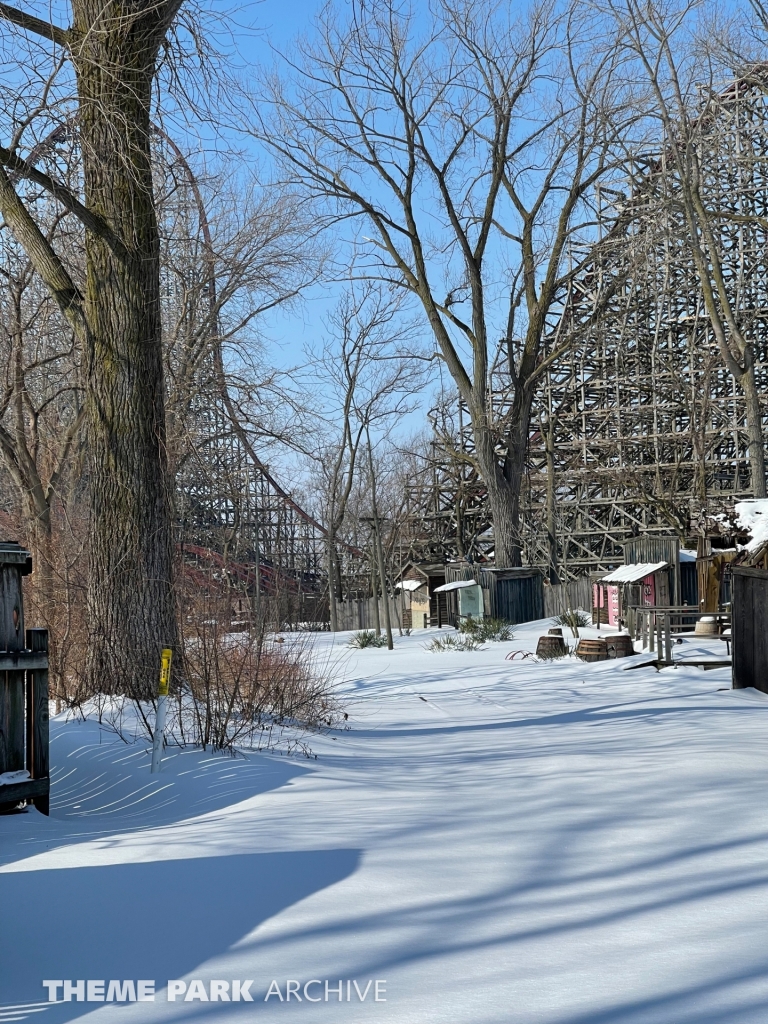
626 605 731 667
334 594 405 633
543 577 593 619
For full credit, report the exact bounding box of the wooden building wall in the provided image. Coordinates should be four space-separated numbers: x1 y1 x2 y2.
623 536 681 605
443 564 544 624
732 566 768 693
543 577 595 619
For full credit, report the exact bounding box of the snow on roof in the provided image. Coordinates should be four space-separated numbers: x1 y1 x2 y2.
601 561 669 584
679 549 697 562
395 579 426 592
735 498 768 555
433 579 481 593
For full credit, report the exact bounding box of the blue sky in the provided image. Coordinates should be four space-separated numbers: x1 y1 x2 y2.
205 0 442 420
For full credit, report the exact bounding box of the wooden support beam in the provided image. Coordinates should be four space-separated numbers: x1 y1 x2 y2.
0 776 49 808
26 628 49 815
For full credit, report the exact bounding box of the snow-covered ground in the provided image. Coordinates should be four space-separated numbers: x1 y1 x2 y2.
3 619 768 1024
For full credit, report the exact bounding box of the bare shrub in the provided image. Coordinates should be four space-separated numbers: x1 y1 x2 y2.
65 577 344 757
178 611 342 754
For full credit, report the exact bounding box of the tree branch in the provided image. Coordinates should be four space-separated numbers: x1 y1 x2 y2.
0 146 126 257
0 165 85 343
0 2 68 46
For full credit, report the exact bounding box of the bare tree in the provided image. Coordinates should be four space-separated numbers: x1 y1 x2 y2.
608 0 767 497
0 196 87 698
155 144 324 484
0 0 191 696
254 0 629 565
0 208 84 596
310 282 428 631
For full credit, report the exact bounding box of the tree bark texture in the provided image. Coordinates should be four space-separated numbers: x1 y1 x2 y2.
72 1 180 697
470 383 534 568
741 367 767 499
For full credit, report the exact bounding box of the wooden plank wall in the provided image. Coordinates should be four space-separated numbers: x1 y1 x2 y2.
334 595 404 633
732 567 768 693
0 670 24 774
444 564 545 624
543 577 594 619
26 628 49 814
623 536 681 605
489 574 544 623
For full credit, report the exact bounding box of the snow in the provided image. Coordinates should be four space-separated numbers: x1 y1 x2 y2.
395 579 426 592
600 561 668 583
0 770 30 786
2 619 768 1023
433 579 478 592
735 498 768 555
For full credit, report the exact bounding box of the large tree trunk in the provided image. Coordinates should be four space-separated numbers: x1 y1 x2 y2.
742 368 767 499
73 2 178 699
483 479 520 568
473 422 521 568
471 386 535 569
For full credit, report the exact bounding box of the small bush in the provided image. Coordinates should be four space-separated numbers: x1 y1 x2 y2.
459 616 514 642
426 633 483 652
552 609 591 638
347 630 389 649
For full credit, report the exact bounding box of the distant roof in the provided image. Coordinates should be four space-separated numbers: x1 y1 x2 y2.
433 580 481 593
395 579 426 592
398 562 446 579
601 562 669 584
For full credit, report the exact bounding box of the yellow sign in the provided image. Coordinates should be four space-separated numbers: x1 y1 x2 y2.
158 648 173 696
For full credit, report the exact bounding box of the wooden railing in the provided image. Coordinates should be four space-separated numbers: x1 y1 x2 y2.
626 606 730 666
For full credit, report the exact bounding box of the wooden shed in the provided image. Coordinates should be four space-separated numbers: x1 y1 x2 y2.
481 568 544 623
443 563 544 625
395 562 448 627
597 561 672 627
623 536 682 605
732 566 768 693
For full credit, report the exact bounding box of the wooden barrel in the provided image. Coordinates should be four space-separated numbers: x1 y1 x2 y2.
547 627 563 636
575 638 608 662
536 635 567 659
606 634 635 659
694 616 719 636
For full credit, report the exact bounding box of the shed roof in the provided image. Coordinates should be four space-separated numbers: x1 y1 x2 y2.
433 579 481 593
395 579 426 592
601 561 669 584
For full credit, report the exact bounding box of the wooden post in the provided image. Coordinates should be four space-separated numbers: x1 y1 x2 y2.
0 549 27 782
649 612 655 654
25 628 49 815
1 669 25 775
664 614 673 666
656 615 663 662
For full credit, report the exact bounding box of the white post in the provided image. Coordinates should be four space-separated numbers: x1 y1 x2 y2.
151 648 173 774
